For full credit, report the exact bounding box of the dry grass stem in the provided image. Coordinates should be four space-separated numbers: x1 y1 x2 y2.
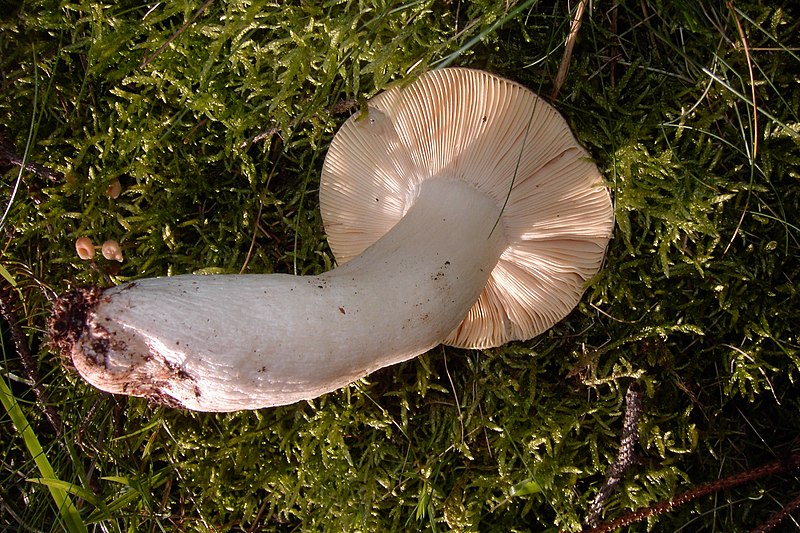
552 0 589 99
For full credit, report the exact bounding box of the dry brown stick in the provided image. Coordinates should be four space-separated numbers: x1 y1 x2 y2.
0 286 62 435
0 136 60 182
722 0 759 256
750 491 800 533
140 0 216 68
586 383 643 527
552 0 589 100
609 2 618 88
581 451 800 533
726 0 758 160
239 99 359 150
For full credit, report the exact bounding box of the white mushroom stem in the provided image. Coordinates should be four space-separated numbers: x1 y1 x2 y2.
68 178 508 411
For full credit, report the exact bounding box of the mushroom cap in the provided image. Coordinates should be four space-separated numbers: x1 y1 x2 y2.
320 68 613 349
75 237 95 260
101 240 123 262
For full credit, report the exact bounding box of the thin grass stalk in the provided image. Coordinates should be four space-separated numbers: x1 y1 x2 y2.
0 372 87 533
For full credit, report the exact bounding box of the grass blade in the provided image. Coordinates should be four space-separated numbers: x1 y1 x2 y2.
0 373 88 533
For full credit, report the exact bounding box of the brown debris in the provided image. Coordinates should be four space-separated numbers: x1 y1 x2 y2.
48 286 103 360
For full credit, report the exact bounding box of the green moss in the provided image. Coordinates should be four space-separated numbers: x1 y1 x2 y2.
1 0 799 531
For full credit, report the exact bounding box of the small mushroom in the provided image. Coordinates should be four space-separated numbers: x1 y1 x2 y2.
75 237 96 260
101 240 123 262
74 237 124 262
49 68 614 412
106 178 122 199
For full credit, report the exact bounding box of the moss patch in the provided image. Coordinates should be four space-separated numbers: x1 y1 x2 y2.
1 1 799 531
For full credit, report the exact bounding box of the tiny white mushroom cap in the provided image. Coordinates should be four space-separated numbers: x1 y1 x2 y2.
320 68 614 348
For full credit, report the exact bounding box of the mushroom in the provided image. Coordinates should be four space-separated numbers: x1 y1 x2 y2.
49 68 614 412
106 178 122 199
73 237 124 262
75 237 96 260
101 240 123 262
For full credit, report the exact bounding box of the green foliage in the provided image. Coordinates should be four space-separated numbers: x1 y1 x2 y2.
0 354 86 533
1 0 799 531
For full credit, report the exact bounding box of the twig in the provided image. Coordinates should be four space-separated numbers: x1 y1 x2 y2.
247 495 271 533
239 200 264 274
722 0 758 256
241 127 280 149
750 491 800 533
0 135 61 182
552 0 589 100
238 97 357 273
140 0 216 68
726 0 758 161
239 99 358 150
586 383 643 527
0 286 62 435
443 349 465 445
327 98 359 115
608 2 619 88
582 451 800 533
